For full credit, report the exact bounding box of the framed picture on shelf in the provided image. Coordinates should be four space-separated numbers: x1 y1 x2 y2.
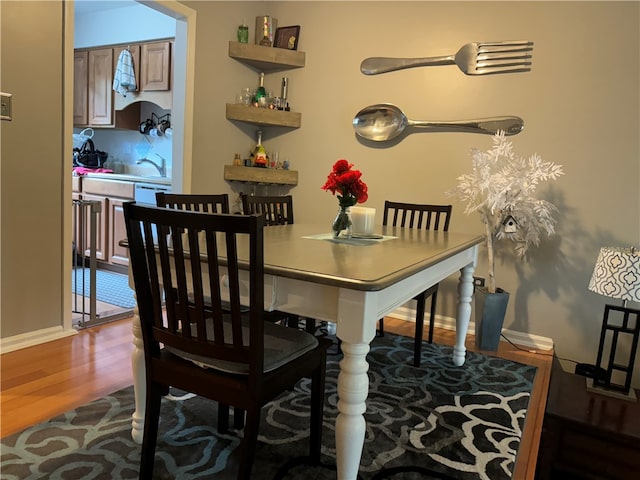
274 26 300 50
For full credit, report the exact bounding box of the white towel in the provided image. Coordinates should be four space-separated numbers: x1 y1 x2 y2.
113 49 137 97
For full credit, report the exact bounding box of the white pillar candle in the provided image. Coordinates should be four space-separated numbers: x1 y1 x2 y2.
350 206 376 235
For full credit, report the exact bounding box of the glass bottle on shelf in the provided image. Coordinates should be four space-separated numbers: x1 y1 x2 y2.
253 72 267 108
252 130 268 168
259 35 272 47
258 19 272 46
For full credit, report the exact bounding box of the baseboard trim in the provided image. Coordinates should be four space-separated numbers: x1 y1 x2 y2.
387 307 554 351
0 326 77 354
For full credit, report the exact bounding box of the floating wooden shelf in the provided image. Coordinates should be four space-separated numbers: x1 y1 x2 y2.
226 42 305 185
228 42 305 72
226 104 301 128
224 165 298 185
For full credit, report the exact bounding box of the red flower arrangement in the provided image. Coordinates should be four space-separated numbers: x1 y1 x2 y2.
322 159 368 237
321 159 368 208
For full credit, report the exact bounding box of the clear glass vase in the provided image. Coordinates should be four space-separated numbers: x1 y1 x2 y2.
332 205 352 238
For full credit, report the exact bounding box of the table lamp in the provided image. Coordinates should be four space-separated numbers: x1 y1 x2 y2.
585 246 640 401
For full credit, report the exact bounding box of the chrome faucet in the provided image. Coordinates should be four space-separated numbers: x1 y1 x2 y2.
136 153 167 177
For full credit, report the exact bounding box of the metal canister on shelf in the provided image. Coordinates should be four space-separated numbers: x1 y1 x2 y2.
255 16 277 46
280 77 288 110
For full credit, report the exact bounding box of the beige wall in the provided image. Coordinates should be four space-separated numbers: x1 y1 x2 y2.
1 1 639 384
1 1 70 341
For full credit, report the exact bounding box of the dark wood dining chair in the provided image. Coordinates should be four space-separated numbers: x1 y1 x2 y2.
123 202 331 480
380 201 453 367
241 193 316 333
155 193 235 317
241 193 294 225
156 191 276 429
155 192 229 213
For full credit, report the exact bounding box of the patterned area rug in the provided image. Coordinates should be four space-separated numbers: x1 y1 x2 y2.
1 334 536 479
71 267 135 309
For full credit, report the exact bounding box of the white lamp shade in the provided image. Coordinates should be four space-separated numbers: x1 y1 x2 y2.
588 246 640 302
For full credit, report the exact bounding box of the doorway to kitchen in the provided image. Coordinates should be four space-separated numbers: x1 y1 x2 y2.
68 0 195 326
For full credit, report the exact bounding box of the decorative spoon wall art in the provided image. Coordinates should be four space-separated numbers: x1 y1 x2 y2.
352 104 524 143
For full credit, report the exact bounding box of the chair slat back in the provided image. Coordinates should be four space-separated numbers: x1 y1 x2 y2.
382 201 452 231
241 194 294 225
123 202 265 373
156 193 230 214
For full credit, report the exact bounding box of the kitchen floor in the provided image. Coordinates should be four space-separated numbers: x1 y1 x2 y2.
71 295 133 328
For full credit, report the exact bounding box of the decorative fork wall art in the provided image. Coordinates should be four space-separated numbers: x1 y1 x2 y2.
360 40 534 76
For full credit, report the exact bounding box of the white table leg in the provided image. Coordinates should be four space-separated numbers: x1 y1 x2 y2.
453 263 475 366
335 341 370 480
130 297 146 443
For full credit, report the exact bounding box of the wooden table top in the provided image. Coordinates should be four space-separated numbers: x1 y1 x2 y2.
250 223 483 291
121 221 483 292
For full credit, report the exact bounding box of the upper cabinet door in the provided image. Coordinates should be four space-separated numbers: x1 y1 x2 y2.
73 51 89 126
140 41 171 91
88 48 114 125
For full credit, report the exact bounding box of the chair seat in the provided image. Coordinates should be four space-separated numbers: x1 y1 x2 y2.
166 316 319 374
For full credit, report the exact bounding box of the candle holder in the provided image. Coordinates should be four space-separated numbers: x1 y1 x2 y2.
350 206 376 236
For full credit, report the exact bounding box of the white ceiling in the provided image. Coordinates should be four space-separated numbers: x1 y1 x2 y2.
74 0 137 15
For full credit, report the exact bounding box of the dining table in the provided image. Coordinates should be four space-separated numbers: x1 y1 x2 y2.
127 222 483 480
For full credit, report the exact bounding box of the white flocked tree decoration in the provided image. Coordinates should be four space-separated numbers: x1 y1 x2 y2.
448 131 564 293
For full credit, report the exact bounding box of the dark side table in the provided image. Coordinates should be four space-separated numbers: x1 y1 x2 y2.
536 356 640 479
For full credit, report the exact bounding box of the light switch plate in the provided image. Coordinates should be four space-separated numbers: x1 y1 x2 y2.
1 92 13 121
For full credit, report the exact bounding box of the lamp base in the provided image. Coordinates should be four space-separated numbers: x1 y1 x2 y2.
586 378 637 402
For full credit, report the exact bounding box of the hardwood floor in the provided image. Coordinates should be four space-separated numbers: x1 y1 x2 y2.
0 315 552 480
1 317 135 438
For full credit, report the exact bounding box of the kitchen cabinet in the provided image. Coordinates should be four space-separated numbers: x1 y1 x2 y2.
108 198 129 266
140 41 171 91
74 40 173 129
74 47 139 129
73 51 89 125
72 176 82 197
81 178 134 267
88 48 113 126
72 176 83 260
225 42 305 185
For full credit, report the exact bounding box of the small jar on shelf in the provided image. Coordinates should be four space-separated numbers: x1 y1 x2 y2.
236 20 249 43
